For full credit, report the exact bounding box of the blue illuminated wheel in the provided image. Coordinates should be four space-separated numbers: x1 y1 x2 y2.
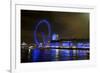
34 19 51 47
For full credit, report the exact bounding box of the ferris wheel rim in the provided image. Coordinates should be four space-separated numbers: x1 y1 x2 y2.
34 19 51 46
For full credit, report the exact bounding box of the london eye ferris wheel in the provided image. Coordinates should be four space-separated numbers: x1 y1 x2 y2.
34 19 51 48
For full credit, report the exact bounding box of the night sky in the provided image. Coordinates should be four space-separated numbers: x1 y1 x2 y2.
21 10 89 44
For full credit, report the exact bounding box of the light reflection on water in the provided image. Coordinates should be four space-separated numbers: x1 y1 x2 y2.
31 48 89 62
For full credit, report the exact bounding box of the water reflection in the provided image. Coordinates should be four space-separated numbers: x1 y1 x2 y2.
31 48 89 62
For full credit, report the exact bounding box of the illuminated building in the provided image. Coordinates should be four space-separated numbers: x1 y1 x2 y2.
52 33 59 40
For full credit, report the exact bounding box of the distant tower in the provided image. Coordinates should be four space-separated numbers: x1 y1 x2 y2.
52 33 59 40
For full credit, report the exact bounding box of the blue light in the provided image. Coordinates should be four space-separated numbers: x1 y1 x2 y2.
32 48 40 62
34 19 51 46
77 43 89 48
50 49 57 61
78 50 87 56
62 41 70 48
50 42 60 48
59 50 70 60
77 50 87 59
69 50 73 60
52 33 59 40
